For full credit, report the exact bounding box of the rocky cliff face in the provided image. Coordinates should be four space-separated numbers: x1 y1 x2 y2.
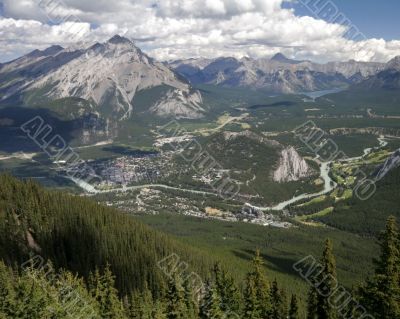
273 147 313 182
375 149 400 181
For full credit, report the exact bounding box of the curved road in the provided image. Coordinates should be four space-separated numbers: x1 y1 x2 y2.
70 136 388 211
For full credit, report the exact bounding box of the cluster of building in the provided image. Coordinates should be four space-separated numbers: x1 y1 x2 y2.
91 153 174 187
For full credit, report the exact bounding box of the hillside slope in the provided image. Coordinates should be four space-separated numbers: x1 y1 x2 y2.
319 166 400 235
0 174 214 296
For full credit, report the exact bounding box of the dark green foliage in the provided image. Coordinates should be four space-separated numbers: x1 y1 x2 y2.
0 174 214 297
319 166 400 235
317 239 337 319
213 263 241 315
0 174 399 318
249 250 271 318
270 279 288 319
200 282 224 319
307 239 338 319
289 294 299 319
126 288 154 319
88 265 126 319
139 212 377 298
243 274 261 319
243 250 272 319
306 286 318 319
0 262 14 316
0 259 104 319
359 216 400 318
166 275 188 319
183 278 199 319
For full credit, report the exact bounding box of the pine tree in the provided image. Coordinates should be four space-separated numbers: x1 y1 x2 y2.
340 290 357 319
152 300 167 319
200 282 224 319
359 216 400 318
306 239 338 319
270 279 287 319
127 292 144 318
54 270 99 319
183 278 198 319
213 263 241 315
88 265 126 319
0 261 14 317
244 250 271 318
244 275 261 319
13 272 49 319
316 239 338 319
141 284 154 319
127 284 154 319
289 294 299 319
166 275 188 319
306 286 318 319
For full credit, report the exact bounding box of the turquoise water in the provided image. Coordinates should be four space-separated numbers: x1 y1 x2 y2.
301 88 345 99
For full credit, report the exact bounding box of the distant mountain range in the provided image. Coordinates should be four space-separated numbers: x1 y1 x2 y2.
169 53 394 93
0 35 204 120
0 35 399 128
354 56 400 90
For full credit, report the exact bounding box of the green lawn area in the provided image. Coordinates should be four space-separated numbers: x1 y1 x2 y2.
296 207 334 222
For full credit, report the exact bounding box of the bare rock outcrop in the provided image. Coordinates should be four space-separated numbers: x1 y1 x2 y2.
273 147 313 182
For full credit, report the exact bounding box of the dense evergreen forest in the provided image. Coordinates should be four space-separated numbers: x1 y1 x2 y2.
0 174 215 296
0 175 399 318
320 166 400 235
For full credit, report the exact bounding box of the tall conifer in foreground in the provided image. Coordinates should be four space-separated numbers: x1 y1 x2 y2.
306 285 318 319
306 239 338 319
270 279 287 319
317 239 337 319
359 216 400 318
213 262 241 315
243 274 261 319
200 281 224 319
289 294 299 319
166 275 188 319
88 265 126 319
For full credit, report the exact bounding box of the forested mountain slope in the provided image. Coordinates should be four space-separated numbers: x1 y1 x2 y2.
319 165 400 235
0 174 214 296
0 175 399 318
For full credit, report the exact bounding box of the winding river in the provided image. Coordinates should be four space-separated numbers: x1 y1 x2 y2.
247 161 336 211
70 136 388 211
248 136 389 211
247 136 388 211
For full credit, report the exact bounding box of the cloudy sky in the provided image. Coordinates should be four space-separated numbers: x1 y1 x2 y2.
1 0 400 63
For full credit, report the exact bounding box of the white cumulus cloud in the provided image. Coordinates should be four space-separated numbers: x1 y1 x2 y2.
0 0 400 63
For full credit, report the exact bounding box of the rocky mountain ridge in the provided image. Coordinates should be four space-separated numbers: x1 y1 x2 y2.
0 35 204 120
354 56 400 90
169 54 388 93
